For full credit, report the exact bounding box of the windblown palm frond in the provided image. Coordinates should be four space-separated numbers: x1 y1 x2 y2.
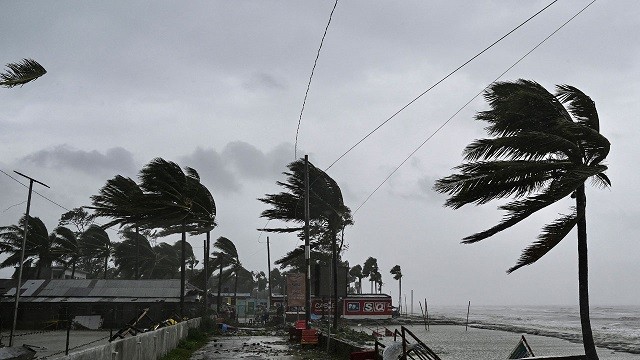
1 59 46 88
112 231 155 278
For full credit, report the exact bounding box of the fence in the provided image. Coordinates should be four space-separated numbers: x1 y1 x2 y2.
56 317 201 360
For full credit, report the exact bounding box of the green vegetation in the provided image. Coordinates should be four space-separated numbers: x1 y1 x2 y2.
159 327 209 360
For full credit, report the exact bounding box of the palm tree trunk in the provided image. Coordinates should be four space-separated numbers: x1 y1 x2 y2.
103 255 108 279
234 270 239 321
576 184 598 360
71 260 76 279
217 264 223 313
180 221 186 318
331 227 338 332
398 277 402 315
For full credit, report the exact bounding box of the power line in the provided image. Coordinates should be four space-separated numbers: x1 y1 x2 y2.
294 0 339 160
0 169 70 212
324 0 560 172
353 0 597 214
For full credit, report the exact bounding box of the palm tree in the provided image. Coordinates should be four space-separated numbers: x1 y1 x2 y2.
0 216 73 279
79 225 112 279
371 271 383 294
390 265 402 313
212 236 239 313
362 257 378 294
1 59 46 88
151 242 181 279
113 231 156 279
53 227 80 278
91 158 217 315
259 158 352 331
349 265 364 294
434 80 610 360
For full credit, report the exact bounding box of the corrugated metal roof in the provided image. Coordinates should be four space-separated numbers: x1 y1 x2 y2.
3 279 182 299
0 296 180 303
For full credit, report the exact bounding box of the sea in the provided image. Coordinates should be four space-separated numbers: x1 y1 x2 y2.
408 305 640 357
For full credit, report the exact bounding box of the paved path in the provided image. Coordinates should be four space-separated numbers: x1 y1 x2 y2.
189 335 300 359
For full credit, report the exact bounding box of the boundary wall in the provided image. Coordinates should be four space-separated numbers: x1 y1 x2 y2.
59 318 201 360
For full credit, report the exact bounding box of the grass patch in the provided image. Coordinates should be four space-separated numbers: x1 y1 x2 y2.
159 327 210 360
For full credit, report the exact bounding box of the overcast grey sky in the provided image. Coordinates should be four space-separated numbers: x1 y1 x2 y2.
1 1 639 306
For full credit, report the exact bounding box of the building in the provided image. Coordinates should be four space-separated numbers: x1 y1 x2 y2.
0 279 201 329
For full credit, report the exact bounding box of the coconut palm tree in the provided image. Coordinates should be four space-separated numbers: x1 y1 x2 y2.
362 257 378 294
79 225 112 279
151 242 181 279
434 80 610 360
53 226 80 278
0 216 74 279
113 231 156 279
212 236 239 313
1 59 46 88
91 158 216 315
390 265 402 313
349 265 364 294
259 158 352 331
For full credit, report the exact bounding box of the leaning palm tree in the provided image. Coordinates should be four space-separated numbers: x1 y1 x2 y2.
0 216 72 279
91 158 217 315
349 264 364 294
1 59 46 88
362 257 378 294
434 79 610 360
150 242 181 279
52 226 80 278
79 225 113 279
259 158 352 331
390 265 402 314
212 236 241 314
112 231 156 279
138 159 216 316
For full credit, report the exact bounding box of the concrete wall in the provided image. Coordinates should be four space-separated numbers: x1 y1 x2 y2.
59 318 201 360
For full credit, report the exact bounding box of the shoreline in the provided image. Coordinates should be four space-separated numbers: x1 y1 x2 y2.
344 315 640 356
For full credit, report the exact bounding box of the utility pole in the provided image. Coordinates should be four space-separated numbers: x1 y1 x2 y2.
10 171 49 346
304 155 311 329
267 236 272 310
204 232 210 316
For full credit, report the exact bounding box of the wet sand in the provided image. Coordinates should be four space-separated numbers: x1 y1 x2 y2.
375 324 640 360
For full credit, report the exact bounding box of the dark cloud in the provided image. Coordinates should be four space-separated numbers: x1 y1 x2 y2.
180 142 294 193
242 72 287 91
21 145 136 178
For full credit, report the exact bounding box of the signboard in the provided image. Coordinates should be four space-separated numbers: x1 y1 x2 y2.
343 297 393 319
286 273 306 307
311 298 335 315
314 265 348 297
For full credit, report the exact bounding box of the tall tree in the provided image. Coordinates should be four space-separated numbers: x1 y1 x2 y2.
212 237 238 313
1 59 46 88
112 231 156 279
0 216 73 279
434 80 610 360
390 265 402 313
349 265 364 294
362 257 378 294
91 158 217 315
79 225 113 279
259 158 352 331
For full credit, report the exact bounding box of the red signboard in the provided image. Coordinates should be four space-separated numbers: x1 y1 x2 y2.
342 297 393 319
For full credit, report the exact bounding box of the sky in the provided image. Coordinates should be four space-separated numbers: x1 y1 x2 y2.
1 1 639 307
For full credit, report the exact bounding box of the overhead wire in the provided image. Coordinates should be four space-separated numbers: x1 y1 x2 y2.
323 0 560 173
294 0 339 160
353 0 597 214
